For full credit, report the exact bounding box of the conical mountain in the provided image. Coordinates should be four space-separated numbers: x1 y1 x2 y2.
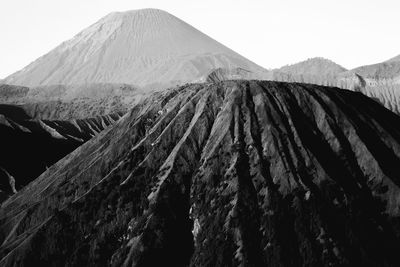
2 80 400 266
4 9 267 88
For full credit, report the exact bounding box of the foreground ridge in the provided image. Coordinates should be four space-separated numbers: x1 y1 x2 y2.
1 80 400 266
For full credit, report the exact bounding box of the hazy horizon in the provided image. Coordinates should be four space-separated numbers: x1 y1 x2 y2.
1 0 400 79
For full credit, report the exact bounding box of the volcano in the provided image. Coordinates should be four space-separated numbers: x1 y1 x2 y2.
1 80 400 266
3 9 267 89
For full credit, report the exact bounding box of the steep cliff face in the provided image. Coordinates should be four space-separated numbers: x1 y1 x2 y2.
1 80 400 266
0 104 123 200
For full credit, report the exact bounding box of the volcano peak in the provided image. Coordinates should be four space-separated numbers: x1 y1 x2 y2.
4 9 266 88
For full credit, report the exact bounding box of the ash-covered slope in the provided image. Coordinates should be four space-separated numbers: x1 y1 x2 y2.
4 9 267 89
1 80 400 266
0 104 122 201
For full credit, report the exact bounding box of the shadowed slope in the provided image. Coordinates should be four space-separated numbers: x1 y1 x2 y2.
0 105 123 199
1 81 400 266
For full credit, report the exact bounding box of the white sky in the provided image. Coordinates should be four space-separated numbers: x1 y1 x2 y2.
1 0 400 78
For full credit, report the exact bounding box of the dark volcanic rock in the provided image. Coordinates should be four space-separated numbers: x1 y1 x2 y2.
1 80 400 266
0 104 123 198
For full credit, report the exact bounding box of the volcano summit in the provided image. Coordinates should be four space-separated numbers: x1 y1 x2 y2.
4 9 267 89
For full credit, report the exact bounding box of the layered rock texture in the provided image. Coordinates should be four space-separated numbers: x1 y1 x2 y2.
1 80 400 266
3 9 267 89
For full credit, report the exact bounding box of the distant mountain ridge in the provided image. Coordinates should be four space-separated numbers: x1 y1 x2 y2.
278 57 347 77
271 56 400 114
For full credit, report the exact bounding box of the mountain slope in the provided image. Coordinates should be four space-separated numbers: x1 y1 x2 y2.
0 83 144 120
346 61 400 80
386 54 400 63
269 57 400 115
4 9 267 89
203 67 261 83
337 61 400 113
1 81 400 266
0 104 123 200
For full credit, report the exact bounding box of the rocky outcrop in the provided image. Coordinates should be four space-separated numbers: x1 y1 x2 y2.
1 80 400 266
